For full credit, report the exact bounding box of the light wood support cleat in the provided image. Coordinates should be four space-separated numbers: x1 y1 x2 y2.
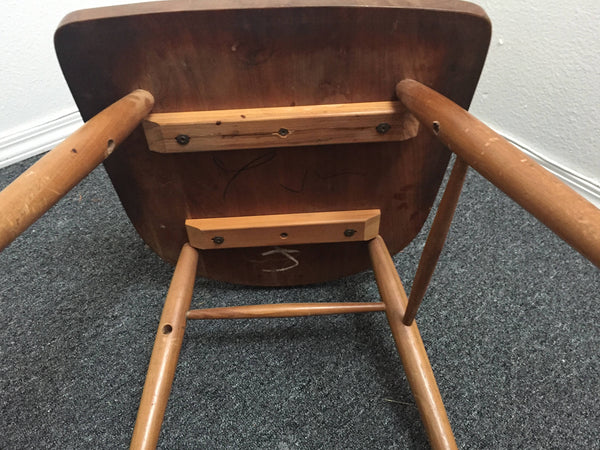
186 210 381 249
144 101 418 153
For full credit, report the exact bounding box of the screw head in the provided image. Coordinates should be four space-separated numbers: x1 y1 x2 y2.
376 123 391 134
175 134 191 145
212 236 225 245
344 229 357 237
277 128 289 137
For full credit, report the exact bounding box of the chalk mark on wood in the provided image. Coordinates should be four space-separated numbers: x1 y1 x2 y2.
260 247 300 273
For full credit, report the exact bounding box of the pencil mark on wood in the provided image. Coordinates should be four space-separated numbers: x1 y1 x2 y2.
213 151 277 198
280 169 308 194
237 46 274 66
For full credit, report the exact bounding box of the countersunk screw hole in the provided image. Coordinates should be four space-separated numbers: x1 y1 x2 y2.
376 123 391 134
212 236 225 245
280 232 288 239
278 128 289 137
344 229 357 237
432 121 441 135
175 134 190 145
162 324 173 335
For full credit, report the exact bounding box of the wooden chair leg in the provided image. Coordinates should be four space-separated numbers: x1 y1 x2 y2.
369 236 457 450
130 244 198 450
0 90 154 253
397 79 600 268
404 156 468 325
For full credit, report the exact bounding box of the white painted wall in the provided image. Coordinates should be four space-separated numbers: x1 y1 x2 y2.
0 0 135 133
0 0 137 166
1 0 599 201
469 0 600 200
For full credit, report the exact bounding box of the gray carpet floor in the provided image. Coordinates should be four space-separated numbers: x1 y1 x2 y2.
1 155 598 449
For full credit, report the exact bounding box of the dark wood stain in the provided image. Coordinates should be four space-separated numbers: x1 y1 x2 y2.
54 0 490 285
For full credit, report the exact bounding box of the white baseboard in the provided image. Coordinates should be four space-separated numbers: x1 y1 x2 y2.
0 112 83 169
0 111 598 207
501 134 600 208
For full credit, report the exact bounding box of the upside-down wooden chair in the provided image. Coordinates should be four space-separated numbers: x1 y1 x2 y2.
1 1 599 449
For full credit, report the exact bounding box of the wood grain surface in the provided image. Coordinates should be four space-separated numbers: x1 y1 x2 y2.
55 1 490 285
143 101 419 153
186 209 380 249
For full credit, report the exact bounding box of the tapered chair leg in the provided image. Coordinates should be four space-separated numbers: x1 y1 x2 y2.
404 156 468 325
369 236 457 450
130 244 198 450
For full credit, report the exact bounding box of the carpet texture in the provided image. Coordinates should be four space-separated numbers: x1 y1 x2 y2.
1 155 598 449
